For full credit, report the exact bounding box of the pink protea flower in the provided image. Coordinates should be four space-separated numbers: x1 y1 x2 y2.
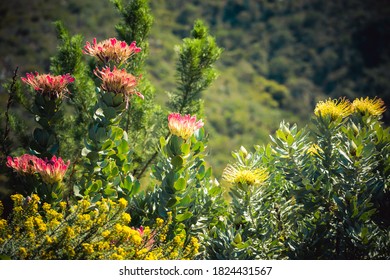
94 66 144 101
34 156 70 184
21 72 75 99
83 38 141 65
168 113 204 140
6 154 39 175
7 154 70 184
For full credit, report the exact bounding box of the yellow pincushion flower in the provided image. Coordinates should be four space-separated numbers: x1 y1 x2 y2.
222 164 269 186
314 98 352 120
352 97 386 117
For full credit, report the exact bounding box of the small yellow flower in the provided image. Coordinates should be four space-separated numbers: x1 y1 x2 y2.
121 212 131 224
114 223 123 233
352 97 386 117
222 164 269 185
82 243 94 254
31 194 40 202
59 201 67 211
131 233 143 246
314 97 352 120
45 235 53 244
11 194 24 204
80 199 91 210
19 247 28 259
0 219 7 230
65 227 75 238
156 218 164 227
110 253 124 260
42 203 51 212
101 230 111 238
118 198 128 208
34 217 47 232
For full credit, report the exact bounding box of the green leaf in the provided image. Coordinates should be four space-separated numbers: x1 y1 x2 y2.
117 139 129 154
171 155 184 169
174 177 186 191
175 211 193 222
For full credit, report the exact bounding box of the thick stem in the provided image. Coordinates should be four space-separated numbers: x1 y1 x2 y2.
2 66 19 156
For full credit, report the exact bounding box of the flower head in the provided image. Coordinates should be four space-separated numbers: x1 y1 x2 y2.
7 154 70 184
222 164 269 186
34 156 70 184
21 72 74 99
7 154 39 175
83 38 141 65
94 66 143 101
314 98 352 120
168 113 204 140
352 97 386 117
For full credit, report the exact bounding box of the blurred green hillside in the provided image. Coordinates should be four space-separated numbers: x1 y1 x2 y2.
1 0 389 176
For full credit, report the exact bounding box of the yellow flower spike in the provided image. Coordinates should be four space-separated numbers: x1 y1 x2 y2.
59 201 67 211
314 97 352 120
11 194 24 205
118 198 128 208
42 203 51 212
110 253 124 260
0 219 7 233
101 230 111 238
114 223 123 233
13 206 23 213
45 235 54 244
156 218 164 227
131 233 143 246
34 217 47 232
352 97 386 117
65 227 75 239
31 194 40 202
25 217 34 230
80 199 91 210
19 247 28 259
121 212 131 224
82 243 94 254
222 164 269 186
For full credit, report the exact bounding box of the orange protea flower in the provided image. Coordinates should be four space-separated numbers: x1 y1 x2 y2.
222 164 269 186
21 72 75 99
314 97 352 120
34 156 70 184
352 97 386 117
83 38 141 65
168 113 204 140
94 66 143 102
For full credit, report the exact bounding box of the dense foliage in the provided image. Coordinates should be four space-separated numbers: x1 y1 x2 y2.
0 0 389 260
1 0 389 176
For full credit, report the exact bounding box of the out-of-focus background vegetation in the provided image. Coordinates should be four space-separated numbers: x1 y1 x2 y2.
1 0 389 177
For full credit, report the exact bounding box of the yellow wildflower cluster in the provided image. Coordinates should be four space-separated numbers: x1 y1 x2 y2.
0 195 199 260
